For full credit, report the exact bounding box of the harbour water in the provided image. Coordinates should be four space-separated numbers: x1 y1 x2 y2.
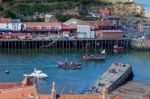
0 49 150 94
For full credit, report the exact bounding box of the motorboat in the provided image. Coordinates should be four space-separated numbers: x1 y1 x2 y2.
83 49 106 60
23 68 48 79
58 59 81 69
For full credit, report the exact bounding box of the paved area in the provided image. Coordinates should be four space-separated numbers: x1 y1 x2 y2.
112 81 150 99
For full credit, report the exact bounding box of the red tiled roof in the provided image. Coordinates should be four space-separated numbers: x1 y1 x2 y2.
58 94 101 99
112 95 123 99
0 77 33 90
0 18 11 23
0 83 21 90
0 86 37 99
24 22 62 27
61 23 77 30
39 94 101 99
99 9 110 15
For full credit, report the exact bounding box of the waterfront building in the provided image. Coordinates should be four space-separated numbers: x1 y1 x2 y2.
0 18 22 32
23 22 76 36
95 30 124 39
77 25 95 39
88 16 123 39
64 18 95 39
11 19 22 32
0 33 32 39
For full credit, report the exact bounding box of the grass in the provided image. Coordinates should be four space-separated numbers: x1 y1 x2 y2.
11 2 79 16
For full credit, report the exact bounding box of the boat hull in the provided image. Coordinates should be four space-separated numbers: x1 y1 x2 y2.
83 55 105 60
58 62 81 69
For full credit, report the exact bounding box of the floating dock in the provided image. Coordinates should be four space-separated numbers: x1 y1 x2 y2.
91 62 133 94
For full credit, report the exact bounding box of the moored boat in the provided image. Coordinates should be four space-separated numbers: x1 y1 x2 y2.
83 49 106 60
23 68 48 79
58 59 81 69
113 45 123 52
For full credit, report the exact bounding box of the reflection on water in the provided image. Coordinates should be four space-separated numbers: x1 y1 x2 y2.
0 49 150 94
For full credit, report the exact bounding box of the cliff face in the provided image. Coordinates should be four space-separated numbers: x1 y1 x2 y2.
111 3 145 17
0 1 145 22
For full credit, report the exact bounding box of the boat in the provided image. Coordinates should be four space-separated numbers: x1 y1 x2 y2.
23 68 48 79
113 45 123 52
58 59 81 69
83 49 106 60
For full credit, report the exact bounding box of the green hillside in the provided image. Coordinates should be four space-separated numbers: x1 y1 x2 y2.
0 0 141 22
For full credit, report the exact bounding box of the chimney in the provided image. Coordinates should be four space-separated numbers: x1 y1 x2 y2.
102 88 110 99
50 82 57 99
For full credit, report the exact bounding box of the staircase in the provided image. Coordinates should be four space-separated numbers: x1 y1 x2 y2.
40 36 63 48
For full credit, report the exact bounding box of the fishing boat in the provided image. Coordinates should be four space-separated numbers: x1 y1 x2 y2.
58 59 81 69
23 68 48 79
83 49 106 60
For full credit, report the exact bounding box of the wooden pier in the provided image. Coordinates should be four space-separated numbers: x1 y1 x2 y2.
0 39 131 52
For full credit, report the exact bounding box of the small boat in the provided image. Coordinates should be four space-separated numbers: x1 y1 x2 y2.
23 68 48 79
113 45 123 52
83 49 106 60
58 59 81 69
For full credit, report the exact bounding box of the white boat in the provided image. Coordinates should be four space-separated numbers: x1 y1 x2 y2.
23 68 48 79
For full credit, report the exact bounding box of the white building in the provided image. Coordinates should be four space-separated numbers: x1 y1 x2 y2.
0 18 22 32
77 25 95 39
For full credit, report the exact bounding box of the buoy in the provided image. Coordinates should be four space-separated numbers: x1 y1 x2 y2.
5 70 10 74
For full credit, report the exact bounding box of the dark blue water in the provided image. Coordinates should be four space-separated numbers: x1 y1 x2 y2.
135 0 150 11
0 50 150 94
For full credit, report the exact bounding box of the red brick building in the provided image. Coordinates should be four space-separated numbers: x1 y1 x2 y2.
95 30 124 39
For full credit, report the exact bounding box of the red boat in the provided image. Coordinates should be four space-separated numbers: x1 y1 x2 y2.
58 61 81 69
83 49 106 60
113 45 123 52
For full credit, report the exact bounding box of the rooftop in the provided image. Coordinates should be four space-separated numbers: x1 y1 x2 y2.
0 76 33 90
64 18 90 26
